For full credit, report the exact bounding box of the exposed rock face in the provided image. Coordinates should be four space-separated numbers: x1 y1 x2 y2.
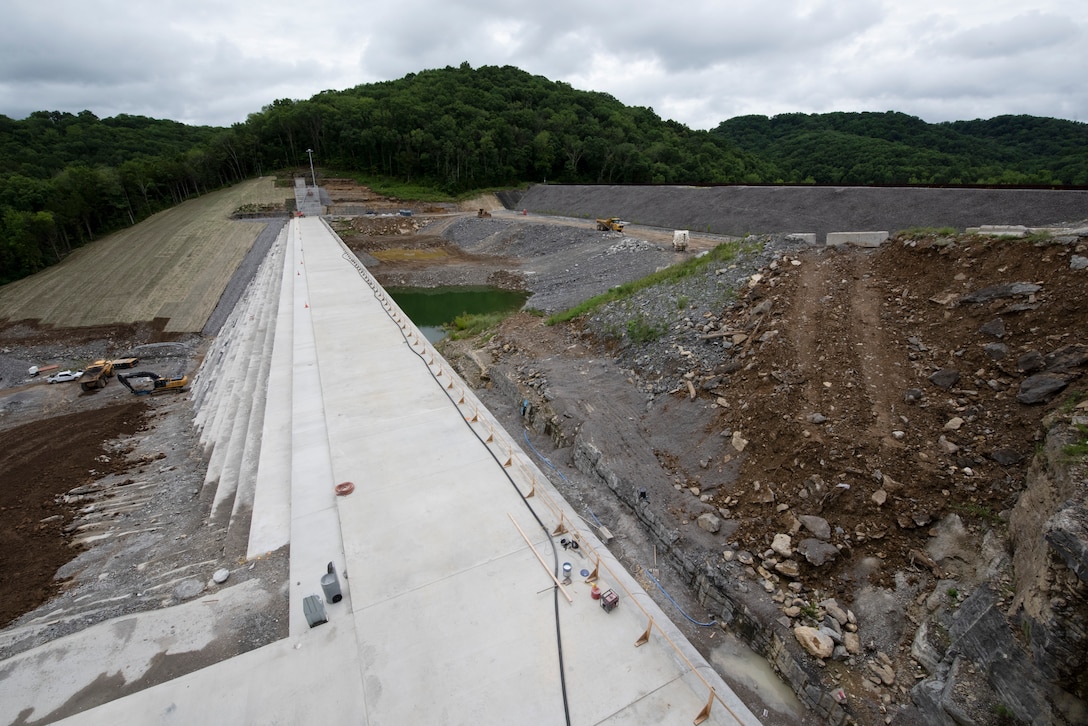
1047 504 1088 585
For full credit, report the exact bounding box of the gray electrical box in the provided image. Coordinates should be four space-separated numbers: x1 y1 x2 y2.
303 594 327 627
321 562 342 604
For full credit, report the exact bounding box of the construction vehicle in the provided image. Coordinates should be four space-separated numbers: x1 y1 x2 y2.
79 359 114 392
672 230 690 251
118 371 189 396
477 208 492 218
111 357 140 369
596 217 625 232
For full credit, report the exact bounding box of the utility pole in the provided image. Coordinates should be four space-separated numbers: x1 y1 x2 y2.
306 148 317 188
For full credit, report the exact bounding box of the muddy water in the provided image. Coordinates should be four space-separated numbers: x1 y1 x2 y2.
386 286 528 342
710 631 806 722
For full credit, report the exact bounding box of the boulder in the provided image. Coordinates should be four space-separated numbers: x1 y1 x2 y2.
1017 373 1068 404
173 578 204 602
990 448 1022 466
793 626 834 659
1043 343 1088 373
771 533 793 557
1016 350 1045 374
799 515 831 541
983 342 1008 360
959 282 1040 304
979 318 1006 338
928 368 960 389
821 599 849 625
798 538 839 566
697 513 721 533
774 560 800 578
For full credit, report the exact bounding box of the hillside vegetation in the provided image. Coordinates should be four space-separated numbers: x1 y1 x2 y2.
713 111 1088 185
3 64 1087 287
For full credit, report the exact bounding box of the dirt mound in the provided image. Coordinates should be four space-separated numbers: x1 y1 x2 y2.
0 401 148 626
443 222 1088 724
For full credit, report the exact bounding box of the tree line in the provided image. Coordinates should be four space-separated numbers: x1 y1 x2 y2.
0 111 251 283
3 63 1087 285
711 111 1088 185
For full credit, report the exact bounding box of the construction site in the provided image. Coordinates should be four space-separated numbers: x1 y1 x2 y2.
0 177 1086 725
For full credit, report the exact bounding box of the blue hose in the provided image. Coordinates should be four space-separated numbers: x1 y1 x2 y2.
523 429 571 485
644 568 717 627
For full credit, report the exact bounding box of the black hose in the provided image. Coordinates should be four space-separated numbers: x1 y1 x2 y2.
340 251 573 726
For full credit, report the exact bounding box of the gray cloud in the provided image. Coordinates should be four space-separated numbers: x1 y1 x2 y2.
0 0 1085 129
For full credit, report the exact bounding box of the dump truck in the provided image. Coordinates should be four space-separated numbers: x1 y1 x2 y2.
118 371 189 396
79 359 114 391
596 217 625 232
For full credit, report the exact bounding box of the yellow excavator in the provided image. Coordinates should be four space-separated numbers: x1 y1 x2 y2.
118 371 188 396
596 217 625 232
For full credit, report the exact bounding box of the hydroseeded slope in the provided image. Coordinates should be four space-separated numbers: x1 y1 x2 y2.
0 178 287 333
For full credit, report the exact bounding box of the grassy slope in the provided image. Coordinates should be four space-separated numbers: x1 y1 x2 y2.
0 178 286 332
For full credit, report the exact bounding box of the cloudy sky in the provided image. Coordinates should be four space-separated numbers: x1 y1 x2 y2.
1 1 1084 130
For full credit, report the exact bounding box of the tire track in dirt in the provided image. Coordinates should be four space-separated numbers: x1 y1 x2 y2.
787 247 908 471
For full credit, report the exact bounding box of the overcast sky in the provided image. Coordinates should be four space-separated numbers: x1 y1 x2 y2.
1 1 1084 130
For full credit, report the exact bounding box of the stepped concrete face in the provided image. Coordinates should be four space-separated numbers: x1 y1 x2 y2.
16 218 760 726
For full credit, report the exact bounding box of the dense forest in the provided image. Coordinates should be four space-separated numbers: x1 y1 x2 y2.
3 63 1087 285
712 111 1088 185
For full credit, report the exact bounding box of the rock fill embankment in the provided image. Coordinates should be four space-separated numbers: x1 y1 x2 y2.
517 184 1088 242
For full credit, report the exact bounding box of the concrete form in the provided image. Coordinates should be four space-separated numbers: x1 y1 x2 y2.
4 217 761 726
825 231 889 247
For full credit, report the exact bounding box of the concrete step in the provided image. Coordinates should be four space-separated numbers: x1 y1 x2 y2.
225 237 287 553
246 231 296 559
206 242 282 528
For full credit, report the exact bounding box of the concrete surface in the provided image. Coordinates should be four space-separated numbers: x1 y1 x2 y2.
825 231 889 247
7 217 761 726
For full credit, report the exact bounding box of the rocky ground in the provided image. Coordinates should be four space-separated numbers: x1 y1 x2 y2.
0 310 287 689
373 212 1087 725
1 181 1086 724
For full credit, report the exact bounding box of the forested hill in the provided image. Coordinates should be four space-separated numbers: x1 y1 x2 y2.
2 63 1087 286
712 111 1088 185
246 64 773 188
0 111 219 178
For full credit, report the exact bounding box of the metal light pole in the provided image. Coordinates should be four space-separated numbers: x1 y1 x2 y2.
305 148 317 188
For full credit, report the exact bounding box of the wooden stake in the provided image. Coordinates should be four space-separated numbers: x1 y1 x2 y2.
635 617 653 647
552 513 568 536
508 514 573 603
585 555 599 583
693 688 715 725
